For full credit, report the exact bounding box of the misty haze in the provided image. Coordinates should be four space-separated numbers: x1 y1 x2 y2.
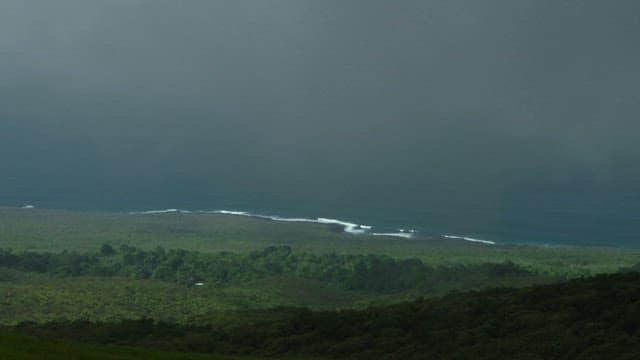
1 1 640 359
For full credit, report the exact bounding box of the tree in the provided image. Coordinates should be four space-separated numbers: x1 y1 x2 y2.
100 244 116 256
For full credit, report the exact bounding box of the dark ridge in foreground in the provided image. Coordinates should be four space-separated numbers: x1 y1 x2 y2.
9 272 640 359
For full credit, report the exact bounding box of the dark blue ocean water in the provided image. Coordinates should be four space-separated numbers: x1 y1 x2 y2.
1 0 640 249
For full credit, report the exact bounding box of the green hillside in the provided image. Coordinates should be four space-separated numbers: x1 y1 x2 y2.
0 332 265 360
9 272 640 359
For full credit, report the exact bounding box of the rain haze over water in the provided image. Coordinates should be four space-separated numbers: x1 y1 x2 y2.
1 1 640 246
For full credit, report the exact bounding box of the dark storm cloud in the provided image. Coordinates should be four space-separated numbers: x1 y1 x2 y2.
1 0 639 210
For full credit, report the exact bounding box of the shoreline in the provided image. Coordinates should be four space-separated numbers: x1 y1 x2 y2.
7 205 628 249
11 205 494 244
128 208 424 241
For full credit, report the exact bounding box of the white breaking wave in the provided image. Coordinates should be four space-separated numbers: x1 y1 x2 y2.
215 210 250 216
130 208 187 215
269 216 316 223
317 218 370 234
443 235 495 245
372 232 414 239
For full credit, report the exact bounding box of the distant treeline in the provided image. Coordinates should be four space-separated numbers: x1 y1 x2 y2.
11 272 640 359
0 245 542 294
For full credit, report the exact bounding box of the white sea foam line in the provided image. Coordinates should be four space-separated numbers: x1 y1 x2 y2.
372 232 414 239
215 210 250 216
443 235 495 245
129 208 404 237
128 209 500 244
268 216 317 223
317 218 371 234
124 209 502 244
129 208 185 215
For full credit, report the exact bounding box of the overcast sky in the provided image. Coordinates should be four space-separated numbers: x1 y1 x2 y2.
1 1 639 227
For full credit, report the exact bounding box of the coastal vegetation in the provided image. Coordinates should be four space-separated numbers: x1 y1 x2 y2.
1 207 638 278
1 207 640 358
0 332 261 360
6 272 640 359
0 245 556 325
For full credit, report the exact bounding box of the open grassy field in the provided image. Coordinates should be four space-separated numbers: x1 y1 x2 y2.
1 207 639 277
